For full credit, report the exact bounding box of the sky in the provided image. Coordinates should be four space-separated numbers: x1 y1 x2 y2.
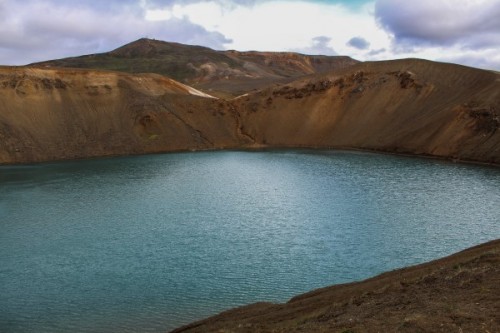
1 0 499 70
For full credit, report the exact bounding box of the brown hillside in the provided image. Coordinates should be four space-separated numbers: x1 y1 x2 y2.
31 38 359 97
171 239 500 333
0 66 243 164
1 58 499 165
233 59 500 164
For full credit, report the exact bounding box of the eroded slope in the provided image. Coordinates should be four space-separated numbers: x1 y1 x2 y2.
0 67 243 164
1 58 499 165
233 59 500 164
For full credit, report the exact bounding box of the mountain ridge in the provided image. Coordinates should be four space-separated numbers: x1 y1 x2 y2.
1 56 499 165
31 38 359 98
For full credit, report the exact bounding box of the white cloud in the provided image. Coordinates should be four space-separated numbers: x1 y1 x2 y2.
374 0 500 70
151 0 390 57
145 8 173 21
0 0 498 70
0 0 230 65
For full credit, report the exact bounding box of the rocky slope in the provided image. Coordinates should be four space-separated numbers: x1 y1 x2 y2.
31 38 359 97
232 59 500 164
171 239 500 333
0 66 242 164
1 57 499 165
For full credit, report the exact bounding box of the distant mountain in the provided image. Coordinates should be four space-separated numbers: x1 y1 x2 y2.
31 38 359 97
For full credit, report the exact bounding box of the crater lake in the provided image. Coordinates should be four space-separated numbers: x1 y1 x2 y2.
1 150 499 332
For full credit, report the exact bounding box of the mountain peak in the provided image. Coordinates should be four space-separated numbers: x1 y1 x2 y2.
110 38 171 58
110 38 213 58
31 38 359 96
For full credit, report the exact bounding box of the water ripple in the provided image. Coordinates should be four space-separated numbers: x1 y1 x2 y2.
1 150 499 332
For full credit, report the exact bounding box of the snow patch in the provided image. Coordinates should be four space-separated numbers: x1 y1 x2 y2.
232 93 249 100
186 85 217 99
177 81 217 99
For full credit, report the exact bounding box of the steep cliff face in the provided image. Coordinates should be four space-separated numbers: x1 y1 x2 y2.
1 58 499 165
234 59 500 164
0 67 244 164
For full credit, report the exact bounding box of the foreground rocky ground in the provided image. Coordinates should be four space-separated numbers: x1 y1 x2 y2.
171 239 500 333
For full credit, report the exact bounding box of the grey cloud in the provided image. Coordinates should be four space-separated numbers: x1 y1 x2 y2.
291 36 337 56
143 0 258 9
438 53 500 71
48 0 139 10
375 0 500 49
367 48 386 56
347 37 370 50
158 17 232 49
0 0 231 65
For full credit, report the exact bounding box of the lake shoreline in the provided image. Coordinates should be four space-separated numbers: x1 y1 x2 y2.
1 145 499 169
171 238 500 333
2 150 499 332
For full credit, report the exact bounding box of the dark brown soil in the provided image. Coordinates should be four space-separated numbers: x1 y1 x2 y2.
171 239 500 333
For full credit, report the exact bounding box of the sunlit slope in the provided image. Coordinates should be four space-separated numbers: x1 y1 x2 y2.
0 67 241 164
234 59 500 164
1 58 499 165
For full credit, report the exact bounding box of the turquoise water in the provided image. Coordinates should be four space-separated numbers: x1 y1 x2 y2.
1 150 499 332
